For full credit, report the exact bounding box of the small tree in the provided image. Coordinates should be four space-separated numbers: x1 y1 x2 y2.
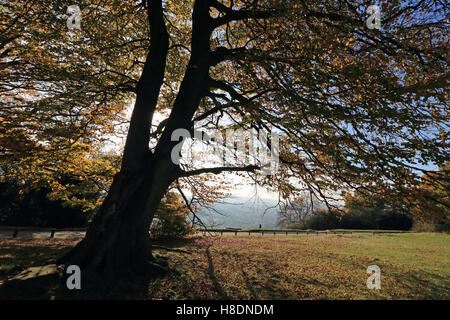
150 192 193 240
276 194 314 229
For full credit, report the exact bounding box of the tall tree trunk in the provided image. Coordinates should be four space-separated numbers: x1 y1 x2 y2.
58 0 214 280
58 157 178 278
57 0 172 278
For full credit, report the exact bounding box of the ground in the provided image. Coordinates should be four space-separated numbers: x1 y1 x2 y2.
0 233 448 299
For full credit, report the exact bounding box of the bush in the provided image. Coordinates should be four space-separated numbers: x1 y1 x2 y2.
414 218 450 233
412 221 437 232
150 192 193 240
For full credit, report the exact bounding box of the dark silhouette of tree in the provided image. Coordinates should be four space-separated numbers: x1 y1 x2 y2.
1 0 448 279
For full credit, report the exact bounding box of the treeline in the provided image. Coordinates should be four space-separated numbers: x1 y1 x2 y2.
278 190 449 232
0 177 192 238
1 163 448 234
312 194 414 230
302 207 413 231
0 178 94 228
277 163 449 232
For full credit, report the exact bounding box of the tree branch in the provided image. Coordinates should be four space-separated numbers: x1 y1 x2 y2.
178 165 260 178
208 78 248 103
194 88 271 123
121 0 169 171
212 7 278 28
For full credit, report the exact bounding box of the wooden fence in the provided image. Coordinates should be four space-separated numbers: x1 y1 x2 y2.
201 229 407 236
0 226 408 239
0 226 87 238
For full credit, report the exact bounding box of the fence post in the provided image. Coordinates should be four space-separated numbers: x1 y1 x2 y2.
13 229 18 238
50 230 55 238
235 231 237 236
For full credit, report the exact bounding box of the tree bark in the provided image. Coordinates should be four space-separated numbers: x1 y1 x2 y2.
58 157 178 278
57 1 174 279
57 0 217 280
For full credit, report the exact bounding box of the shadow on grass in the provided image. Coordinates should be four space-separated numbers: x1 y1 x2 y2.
205 245 229 299
0 263 170 300
1 237 448 300
0 240 74 283
388 270 450 299
0 272 62 300
241 269 258 299
0 239 170 300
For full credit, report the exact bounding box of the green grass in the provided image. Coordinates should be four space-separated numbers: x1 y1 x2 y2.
206 228 315 232
331 229 409 233
0 233 448 299
205 228 409 233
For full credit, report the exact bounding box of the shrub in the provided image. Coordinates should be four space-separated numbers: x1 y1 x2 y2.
150 192 193 240
412 221 437 232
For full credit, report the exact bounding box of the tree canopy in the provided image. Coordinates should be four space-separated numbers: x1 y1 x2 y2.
2 1 448 212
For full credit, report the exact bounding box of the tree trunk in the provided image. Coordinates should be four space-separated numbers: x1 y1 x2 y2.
57 0 214 281
58 158 178 279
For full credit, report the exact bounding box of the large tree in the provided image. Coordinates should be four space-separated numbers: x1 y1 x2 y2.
1 0 448 279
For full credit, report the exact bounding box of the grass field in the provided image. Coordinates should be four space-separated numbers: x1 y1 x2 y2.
0 233 448 299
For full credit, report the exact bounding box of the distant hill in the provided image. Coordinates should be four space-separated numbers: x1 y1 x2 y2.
195 196 280 229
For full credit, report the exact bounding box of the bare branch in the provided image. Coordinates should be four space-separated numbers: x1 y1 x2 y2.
211 4 278 29
178 165 260 178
